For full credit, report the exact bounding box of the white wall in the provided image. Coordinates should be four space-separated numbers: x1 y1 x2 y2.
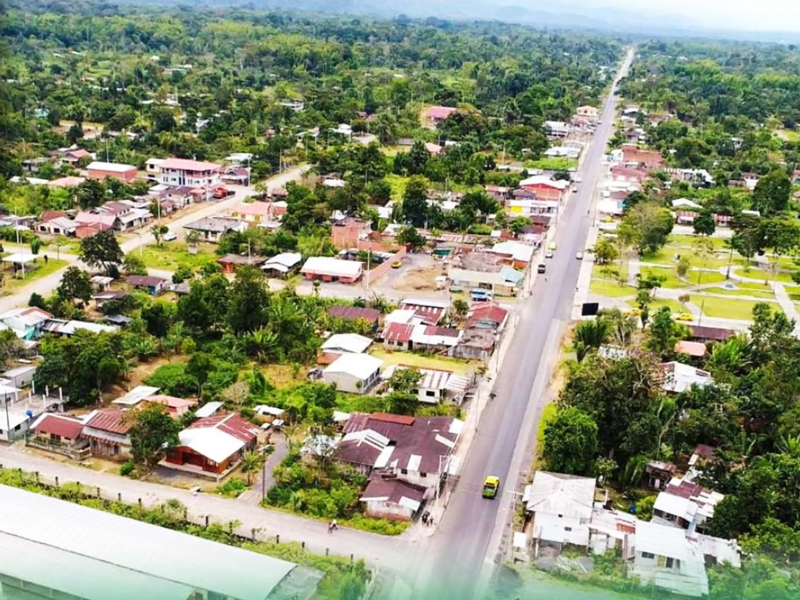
534 512 589 547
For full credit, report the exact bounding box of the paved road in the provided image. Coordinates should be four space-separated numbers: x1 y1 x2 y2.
409 49 635 600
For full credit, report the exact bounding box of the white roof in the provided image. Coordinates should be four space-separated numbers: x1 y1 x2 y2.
411 324 460 348
254 405 285 416
519 176 570 190
2 253 37 264
671 198 702 209
146 158 165 166
322 178 346 188
385 309 416 325
3 365 36 378
113 385 160 407
195 401 223 418
324 353 384 380
61 320 119 335
662 362 714 393
527 471 596 519
301 257 362 279
654 491 699 523
490 241 535 263
87 161 136 173
178 427 245 464
263 252 302 272
0 485 305 600
321 333 373 354
636 520 695 562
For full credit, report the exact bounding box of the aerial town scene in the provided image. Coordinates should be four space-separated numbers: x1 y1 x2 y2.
0 0 799 599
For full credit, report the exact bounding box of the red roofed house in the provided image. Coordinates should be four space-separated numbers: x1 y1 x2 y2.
73 212 117 239
466 302 510 331
86 161 138 184
383 322 416 351
82 410 133 459
63 148 92 165
145 395 197 418
426 106 458 125
28 414 89 459
159 158 222 189
166 414 261 478
611 165 649 184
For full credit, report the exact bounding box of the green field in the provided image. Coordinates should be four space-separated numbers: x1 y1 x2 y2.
369 347 475 375
627 298 685 313
138 243 218 271
1 258 69 293
524 157 578 171
697 297 774 321
590 278 635 298
702 286 775 300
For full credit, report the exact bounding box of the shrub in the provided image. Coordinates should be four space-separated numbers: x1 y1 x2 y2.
218 478 249 498
119 461 136 477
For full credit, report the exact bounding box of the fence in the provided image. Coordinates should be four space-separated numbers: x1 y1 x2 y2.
366 247 407 283
24 435 91 461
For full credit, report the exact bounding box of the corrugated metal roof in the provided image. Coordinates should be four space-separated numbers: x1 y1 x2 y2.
527 471 596 519
84 410 131 435
31 414 84 439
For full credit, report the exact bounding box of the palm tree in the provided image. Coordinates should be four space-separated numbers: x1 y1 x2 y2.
240 451 265 485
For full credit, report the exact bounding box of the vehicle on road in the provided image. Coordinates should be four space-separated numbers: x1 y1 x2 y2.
676 313 694 322
545 250 554 259
214 187 235 199
391 260 402 269
576 252 584 260
471 289 494 302
482 476 500 499
548 242 557 251
537 263 546 274
163 232 177 242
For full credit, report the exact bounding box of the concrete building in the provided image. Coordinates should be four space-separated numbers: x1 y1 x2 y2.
86 161 138 184
159 157 221 188
322 353 383 394
301 257 363 284
528 471 596 548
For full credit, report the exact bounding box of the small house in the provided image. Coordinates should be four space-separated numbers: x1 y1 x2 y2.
319 334 373 365
27 413 89 459
262 253 302 278
2 366 36 388
660 362 713 394
322 353 383 394
426 106 457 125
86 161 138 184
360 475 427 522
127 276 167 296
383 322 415 351
82 410 132 459
528 471 596 549
301 257 363 284
327 306 380 330
183 217 246 243
145 395 196 418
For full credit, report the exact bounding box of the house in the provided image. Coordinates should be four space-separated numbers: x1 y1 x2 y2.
528 471 596 548
620 145 665 169
336 412 463 491
411 325 461 356
81 410 132 458
230 201 274 224
37 216 76 237
610 166 649 184
195 401 223 418
424 142 443 155
183 216 247 243
485 185 511 202
688 326 734 344
631 521 709 597
111 385 160 409
47 176 85 188
21 157 50 174
216 254 267 274
426 106 457 125
645 461 678 490
27 413 89 458
382 364 463 405
399 299 449 325
39 319 118 337
466 303 509 332
360 474 427 521
221 167 250 185
576 105 599 119
652 478 724 533
319 333 373 364
3 366 36 388
145 158 164 176
671 198 702 210
660 362 714 394
0 307 53 340
544 121 570 138
448 268 521 296
383 322 416 351
675 340 707 358
93 289 127 308
519 176 570 201
301 257 363 284
262 253 303 277
322 353 384 394
166 414 260 478
73 212 117 238
454 328 498 361
489 241 535 268
126 275 167 296
86 161 138 184
330 218 372 249
159 157 222 188
327 306 380 330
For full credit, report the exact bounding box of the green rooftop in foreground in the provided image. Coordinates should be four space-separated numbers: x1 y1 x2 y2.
0 485 321 600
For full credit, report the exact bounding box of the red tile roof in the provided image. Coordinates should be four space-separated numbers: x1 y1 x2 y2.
466 304 509 328
426 106 458 120
370 413 416 426
85 410 131 435
33 414 84 439
186 414 259 444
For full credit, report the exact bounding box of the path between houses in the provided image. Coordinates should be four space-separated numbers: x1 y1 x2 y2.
0 443 411 570
237 434 288 507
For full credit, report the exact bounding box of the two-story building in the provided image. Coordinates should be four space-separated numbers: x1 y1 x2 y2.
159 158 222 189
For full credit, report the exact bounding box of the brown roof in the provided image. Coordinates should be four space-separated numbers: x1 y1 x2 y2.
41 211 67 223
361 474 427 505
675 340 707 357
84 410 131 435
146 395 197 410
399 302 445 325
32 414 84 439
384 322 415 344
370 413 416 426
186 414 259 444
328 306 380 324
217 254 267 266
689 326 735 342
466 304 509 328
693 444 716 459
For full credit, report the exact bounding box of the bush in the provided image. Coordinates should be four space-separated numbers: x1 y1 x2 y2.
119 461 136 477
345 515 409 536
218 478 249 498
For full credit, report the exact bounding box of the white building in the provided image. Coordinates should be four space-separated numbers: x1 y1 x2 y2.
632 521 709 598
159 158 222 188
321 334 373 356
322 353 383 394
300 257 363 284
528 471 596 548
661 362 714 394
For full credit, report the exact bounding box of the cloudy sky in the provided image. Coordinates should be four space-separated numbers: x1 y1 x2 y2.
597 0 800 31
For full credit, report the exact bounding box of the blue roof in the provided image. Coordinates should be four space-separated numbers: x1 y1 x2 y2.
501 267 524 284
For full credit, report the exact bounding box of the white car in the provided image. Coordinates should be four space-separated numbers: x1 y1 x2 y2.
163 232 177 242
576 252 584 260
545 250 554 259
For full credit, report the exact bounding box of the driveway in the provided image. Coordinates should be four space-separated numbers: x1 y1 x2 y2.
237 433 288 507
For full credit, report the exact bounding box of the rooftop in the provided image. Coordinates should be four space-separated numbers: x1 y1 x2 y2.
328 306 380 324
527 471 596 519
180 414 260 464
31 413 84 439
86 161 137 173
324 353 384 380
160 157 222 172
321 333 373 354
84 409 131 435
301 257 363 279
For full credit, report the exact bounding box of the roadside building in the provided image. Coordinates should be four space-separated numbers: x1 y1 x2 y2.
262 253 303 278
528 471 597 549
301 257 363 284
448 268 521 296
0 307 53 341
183 216 247 243
327 306 380 331
86 161 138 184
216 254 267 274
322 353 384 394
319 333 373 365
159 157 222 189
127 275 168 296
399 299 449 325
81 410 132 459
360 475 427 521
576 105 599 119
27 413 89 459
2 365 36 388
37 215 77 237
230 201 275 225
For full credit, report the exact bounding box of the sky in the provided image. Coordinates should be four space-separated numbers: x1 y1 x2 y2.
595 0 800 32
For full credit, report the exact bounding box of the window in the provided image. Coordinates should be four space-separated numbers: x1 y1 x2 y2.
420 472 427 478
426 390 436 397
564 527 572 532
401 469 408 475
641 552 655 560
665 557 680 569
558 514 563 518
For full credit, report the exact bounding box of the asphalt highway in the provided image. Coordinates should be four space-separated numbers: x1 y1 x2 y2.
408 49 635 600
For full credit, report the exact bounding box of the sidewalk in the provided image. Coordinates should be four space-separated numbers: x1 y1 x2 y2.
0 443 403 568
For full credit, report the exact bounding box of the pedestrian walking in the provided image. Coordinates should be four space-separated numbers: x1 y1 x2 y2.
331 519 338 531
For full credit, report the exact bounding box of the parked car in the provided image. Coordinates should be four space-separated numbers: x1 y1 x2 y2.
676 313 694 322
391 260 402 269
545 250 554 259
576 252 583 260
471 289 494 302
537 263 546 274
482 476 500 499
163 232 177 242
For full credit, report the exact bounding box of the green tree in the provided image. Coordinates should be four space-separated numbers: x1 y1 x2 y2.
396 226 426 251
123 254 148 276
80 230 123 274
386 368 422 415
573 318 611 362
74 178 106 210
542 407 599 476
128 402 181 473
401 176 430 227
752 169 791 216
452 299 469 319
620 203 674 255
151 224 169 246
693 209 717 236
56 266 92 306
0 329 27 367
593 237 619 264
646 307 689 357
226 266 269 336
240 451 265 485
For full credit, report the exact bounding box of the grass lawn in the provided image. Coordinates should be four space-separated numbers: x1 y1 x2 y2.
524 157 578 171
687 269 728 285
640 247 676 264
369 347 475 375
139 242 218 271
627 298 685 313
640 266 687 289
739 267 797 285
1 258 69 293
261 364 307 389
590 278 635 298
703 287 775 300
668 234 727 250
777 129 800 142
697 297 774 321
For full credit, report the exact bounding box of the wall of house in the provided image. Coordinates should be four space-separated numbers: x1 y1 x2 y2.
364 500 415 522
322 371 367 394
416 386 443 404
88 169 136 183
534 512 589 547
397 469 437 491
632 554 703 597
